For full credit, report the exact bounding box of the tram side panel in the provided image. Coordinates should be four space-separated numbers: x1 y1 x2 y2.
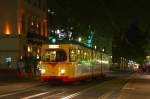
74 63 92 80
92 63 101 77
101 54 111 75
73 48 93 81
92 52 102 77
92 53 110 77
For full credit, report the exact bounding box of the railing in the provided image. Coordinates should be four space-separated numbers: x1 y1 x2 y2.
27 32 48 43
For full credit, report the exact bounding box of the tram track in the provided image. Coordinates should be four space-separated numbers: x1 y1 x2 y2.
0 74 129 99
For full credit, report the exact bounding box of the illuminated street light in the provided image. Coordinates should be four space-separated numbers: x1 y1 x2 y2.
37 54 40 59
110 56 112 58
102 48 105 52
78 37 82 42
27 46 32 53
20 55 23 61
56 29 60 34
48 9 56 16
48 9 51 13
94 45 97 50
52 38 56 43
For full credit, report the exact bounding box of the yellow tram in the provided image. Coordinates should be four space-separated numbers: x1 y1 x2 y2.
38 43 111 83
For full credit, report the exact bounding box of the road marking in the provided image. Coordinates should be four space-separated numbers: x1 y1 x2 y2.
0 92 22 98
0 89 33 98
21 91 49 99
98 91 113 99
0 82 48 98
122 82 135 91
61 92 81 99
42 92 65 99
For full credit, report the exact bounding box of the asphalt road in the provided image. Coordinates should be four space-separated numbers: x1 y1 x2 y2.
0 72 134 99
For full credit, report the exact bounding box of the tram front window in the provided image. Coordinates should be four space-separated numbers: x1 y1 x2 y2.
42 49 67 62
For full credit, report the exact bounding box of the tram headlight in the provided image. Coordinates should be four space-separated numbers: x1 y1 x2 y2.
60 69 65 75
41 69 46 74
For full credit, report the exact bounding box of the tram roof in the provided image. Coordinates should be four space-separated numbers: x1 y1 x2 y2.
50 40 95 51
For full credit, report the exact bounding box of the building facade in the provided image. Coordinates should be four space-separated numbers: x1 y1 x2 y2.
0 0 47 76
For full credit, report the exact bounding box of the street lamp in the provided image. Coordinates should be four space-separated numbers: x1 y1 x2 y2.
56 29 60 34
48 9 56 16
101 48 105 74
27 46 32 53
52 38 56 44
110 56 112 59
94 45 97 50
48 9 51 13
78 37 82 42
102 48 105 52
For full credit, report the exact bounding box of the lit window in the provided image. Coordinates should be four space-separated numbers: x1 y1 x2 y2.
42 49 67 62
31 22 34 26
77 49 81 62
69 49 76 62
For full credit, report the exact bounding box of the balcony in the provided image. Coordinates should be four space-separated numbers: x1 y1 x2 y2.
27 32 47 43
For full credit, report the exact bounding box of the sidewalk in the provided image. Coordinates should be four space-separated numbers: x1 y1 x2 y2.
117 73 150 99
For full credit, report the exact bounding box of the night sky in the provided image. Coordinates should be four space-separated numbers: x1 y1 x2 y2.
48 0 150 59
48 0 150 33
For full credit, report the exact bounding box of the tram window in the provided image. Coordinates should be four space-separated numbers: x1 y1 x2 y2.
87 51 91 60
80 50 84 59
42 49 67 62
83 51 87 60
77 49 82 62
69 49 76 62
